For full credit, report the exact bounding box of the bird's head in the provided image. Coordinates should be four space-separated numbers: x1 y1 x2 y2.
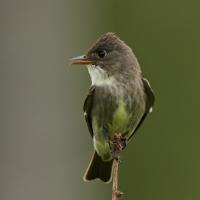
71 32 141 85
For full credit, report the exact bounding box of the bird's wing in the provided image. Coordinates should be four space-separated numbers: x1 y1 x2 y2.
129 77 155 140
83 86 95 138
142 78 155 113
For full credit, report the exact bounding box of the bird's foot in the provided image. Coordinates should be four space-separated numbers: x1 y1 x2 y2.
110 133 127 160
120 136 128 150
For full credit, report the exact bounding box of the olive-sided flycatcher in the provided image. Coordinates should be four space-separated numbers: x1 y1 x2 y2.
71 32 155 183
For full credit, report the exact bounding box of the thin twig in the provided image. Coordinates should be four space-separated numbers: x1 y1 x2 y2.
111 133 124 200
112 158 123 200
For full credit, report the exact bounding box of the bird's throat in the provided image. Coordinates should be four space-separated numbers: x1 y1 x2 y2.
87 65 115 86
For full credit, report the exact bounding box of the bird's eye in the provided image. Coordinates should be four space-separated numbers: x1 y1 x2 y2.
97 50 107 58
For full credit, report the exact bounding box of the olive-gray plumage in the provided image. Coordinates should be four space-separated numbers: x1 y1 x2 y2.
71 32 155 183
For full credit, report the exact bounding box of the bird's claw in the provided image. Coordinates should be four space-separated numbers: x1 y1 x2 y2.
110 133 127 160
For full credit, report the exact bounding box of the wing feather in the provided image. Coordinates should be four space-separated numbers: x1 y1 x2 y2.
129 77 155 139
83 86 95 137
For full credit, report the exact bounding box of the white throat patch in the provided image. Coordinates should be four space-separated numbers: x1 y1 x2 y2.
87 65 114 86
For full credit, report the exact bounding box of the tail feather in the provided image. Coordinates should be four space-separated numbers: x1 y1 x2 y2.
83 151 113 183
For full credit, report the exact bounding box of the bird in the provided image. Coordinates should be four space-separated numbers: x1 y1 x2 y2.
70 32 155 183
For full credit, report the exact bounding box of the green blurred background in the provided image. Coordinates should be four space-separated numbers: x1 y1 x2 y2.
1 0 199 200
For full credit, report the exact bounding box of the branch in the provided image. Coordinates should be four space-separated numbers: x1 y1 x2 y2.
111 133 124 200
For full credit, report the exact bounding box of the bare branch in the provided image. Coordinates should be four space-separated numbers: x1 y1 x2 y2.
111 133 125 200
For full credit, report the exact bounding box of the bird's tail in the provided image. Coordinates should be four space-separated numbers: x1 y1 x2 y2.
83 151 113 183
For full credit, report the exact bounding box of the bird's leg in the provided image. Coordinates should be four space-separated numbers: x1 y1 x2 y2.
119 135 128 150
110 133 127 160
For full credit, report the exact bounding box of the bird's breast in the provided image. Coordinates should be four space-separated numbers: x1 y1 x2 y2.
92 84 137 138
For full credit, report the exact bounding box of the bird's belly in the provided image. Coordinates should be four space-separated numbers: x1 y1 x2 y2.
92 97 133 139
92 92 145 161
107 99 131 136
92 98 132 161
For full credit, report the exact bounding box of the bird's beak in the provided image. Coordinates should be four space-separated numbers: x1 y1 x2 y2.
70 55 92 65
